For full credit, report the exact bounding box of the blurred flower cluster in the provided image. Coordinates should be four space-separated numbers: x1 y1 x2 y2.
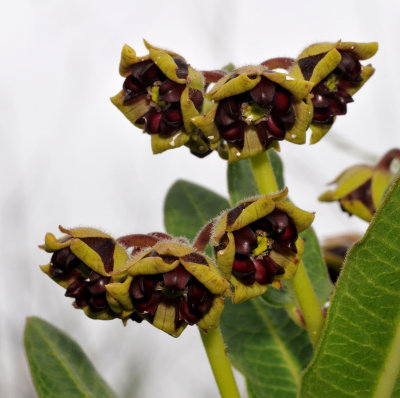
112 40 377 162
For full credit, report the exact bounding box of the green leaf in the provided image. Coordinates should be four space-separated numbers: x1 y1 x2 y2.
228 159 260 206
299 177 400 398
300 228 333 304
24 317 117 398
164 179 230 241
221 297 313 398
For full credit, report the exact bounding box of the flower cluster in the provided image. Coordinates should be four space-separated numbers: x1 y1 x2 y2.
319 149 399 221
112 40 377 162
289 41 378 144
39 226 130 320
111 40 206 154
211 189 314 303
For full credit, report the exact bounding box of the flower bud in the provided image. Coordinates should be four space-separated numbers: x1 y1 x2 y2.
211 189 314 303
319 149 399 222
111 40 205 154
106 238 230 337
289 41 378 144
39 226 131 320
192 65 314 162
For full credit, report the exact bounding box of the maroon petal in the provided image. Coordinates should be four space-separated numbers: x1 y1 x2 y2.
279 107 296 126
250 77 275 108
163 108 183 125
273 88 291 112
220 122 245 142
146 111 162 134
330 98 348 116
89 295 108 312
312 92 331 108
158 79 185 102
233 226 258 255
189 88 204 110
163 265 191 290
173 57 189 79
253 258 273 284
266 116 286 138
66 280 90 308
134 293 161 315
178 298 200 325
130 278 145 300
232 254 256 275
88 273 110 295
131 60 164 86
312 107 334 124
215 98 241 127
197 292 213 314
141 276 159 296
337 51 362 82
187 282 207 305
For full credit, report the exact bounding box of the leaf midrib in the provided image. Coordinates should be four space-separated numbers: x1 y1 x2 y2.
30 320 92 397
372 315 400 398
252 298 301 385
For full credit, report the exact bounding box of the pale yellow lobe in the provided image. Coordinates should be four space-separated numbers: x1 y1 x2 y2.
371 171 394 208
209 73 261 101
69 239 109 276
231 275 268 304
106 276 134 312
341 200 373 222
274 201 315 233
153 302 184 337
197 296 226 331
110 90 150 126
128 256 179 277
41 232 71 252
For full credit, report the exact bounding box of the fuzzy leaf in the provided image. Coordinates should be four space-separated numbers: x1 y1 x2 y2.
24 317 116 398
221 298 313 398
164 179 230 240
299 177 400 398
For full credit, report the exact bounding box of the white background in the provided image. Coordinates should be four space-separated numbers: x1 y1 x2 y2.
1 0 399 397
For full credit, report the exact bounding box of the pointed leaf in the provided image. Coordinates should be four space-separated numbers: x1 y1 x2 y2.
299 177 400 398
221 297 312 398
164 179 230 240
24 317 117 398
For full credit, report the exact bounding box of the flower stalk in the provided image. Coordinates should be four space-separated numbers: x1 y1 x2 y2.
200 327 241 398
249 149 324 347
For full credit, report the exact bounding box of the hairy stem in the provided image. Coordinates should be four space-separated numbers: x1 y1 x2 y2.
292 261 324 347
250 150 324 347
199 327 241 398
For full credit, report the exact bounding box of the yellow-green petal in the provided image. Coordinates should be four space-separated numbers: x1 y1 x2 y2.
197 296 225 330
284 99 313 144
371 170 394 208
150 131 190 154
340 200 373 222
110 91 150 126
128 256 179 277
231 276 268 304
106 276 134 311
331 166 373 199
153 302 186 337
274 202 315 233
69 239 109 276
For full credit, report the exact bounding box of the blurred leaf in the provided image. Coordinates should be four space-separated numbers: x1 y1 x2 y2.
300 228 333 304
299 177 400 398
164 180 229 241
24 317 117 398
221 298 313 398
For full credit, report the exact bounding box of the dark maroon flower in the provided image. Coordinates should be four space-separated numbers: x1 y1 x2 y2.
213 76 295 151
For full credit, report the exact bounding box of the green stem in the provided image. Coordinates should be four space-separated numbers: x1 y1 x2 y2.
250 149 324 348
199 327 241 398
250 151 280 193
292 261 324 347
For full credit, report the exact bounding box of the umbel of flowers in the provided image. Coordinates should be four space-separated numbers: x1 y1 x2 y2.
211 189 314 303
289 41 378 144
111 40 207 155
319 148 400 222
106 236 230 337
39 226 130 320
192 66 314 162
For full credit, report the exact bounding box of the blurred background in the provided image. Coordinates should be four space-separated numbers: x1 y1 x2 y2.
1 0 399 396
